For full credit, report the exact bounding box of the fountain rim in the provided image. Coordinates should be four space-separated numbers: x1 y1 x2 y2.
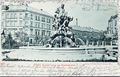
18 45 116 50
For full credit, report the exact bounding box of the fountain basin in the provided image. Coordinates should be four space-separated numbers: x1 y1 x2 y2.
1 45 117 62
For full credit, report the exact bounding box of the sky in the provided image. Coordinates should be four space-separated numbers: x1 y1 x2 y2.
29 1 117 31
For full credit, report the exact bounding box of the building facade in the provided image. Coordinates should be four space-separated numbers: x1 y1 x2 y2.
106 14 118 45
1 5 53 46
107 14 118 38
71 25 101 46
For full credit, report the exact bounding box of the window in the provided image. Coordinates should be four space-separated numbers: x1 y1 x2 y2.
7 13 11 19
25 13 28 18
42 30 45 36
37 22 39 28
46 24 51 29
20 21 23 26
30 39 32 44
14 21 17 26
47 18 51 23
19 13 23 19
14 13 17 19
1 22 4 27
41 23 45 29
35 22 37 28
19 28 22 31
31 14 33 20
6 21 9 26
30 29 33 35
9 21 12 26
11 21 14 26
39 30 41 35
47 31 50 36
35 15 37 20
10 13 14 19
41 17 45 22
44 24 47 29
35 30 37 35
25 21 29 25
6 13 9 19
38 22 40 28
30 21 33 27
38 31 40 35
38 16 40 21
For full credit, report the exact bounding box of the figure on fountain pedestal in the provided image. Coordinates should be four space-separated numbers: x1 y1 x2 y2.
55 4 66 17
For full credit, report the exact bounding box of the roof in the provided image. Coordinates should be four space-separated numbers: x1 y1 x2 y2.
108 14 118 22
3 5 53 18
71 25 100 32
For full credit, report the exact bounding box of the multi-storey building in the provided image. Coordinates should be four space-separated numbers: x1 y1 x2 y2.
1 5 53 45
106 14 118 45
107 14 118 37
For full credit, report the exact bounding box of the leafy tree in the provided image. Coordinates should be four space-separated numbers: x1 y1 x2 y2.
2 33 19 49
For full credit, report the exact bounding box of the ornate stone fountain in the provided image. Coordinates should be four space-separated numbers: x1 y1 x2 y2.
46 4 76 48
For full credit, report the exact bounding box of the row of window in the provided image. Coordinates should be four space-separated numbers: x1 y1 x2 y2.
30 21 51 29
6 13 17 19
108 19 117 34
25 13 52 23
42 30 51 36
108 28 117 34
5 21 51 30
5 12 24 19
30 29 51 36
6 21 23 27
41 23 51 29
5 12 52 23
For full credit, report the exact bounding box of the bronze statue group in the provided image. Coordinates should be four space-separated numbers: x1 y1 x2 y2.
46 4 76 48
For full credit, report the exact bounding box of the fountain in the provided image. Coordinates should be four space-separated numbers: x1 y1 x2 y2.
46 4 77 48
2 4 118 62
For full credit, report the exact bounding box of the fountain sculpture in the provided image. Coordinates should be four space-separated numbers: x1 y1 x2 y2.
46 4 77 48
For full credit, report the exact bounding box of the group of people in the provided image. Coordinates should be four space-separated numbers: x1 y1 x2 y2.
46 4 76 48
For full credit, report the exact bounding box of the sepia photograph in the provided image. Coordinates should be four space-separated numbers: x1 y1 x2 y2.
1 0 118 62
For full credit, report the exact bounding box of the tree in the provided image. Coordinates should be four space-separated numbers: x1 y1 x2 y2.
1 30 6 45
14 31 28 46
2 33 19 49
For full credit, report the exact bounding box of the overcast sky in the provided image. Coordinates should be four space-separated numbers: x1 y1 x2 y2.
29 1 117 31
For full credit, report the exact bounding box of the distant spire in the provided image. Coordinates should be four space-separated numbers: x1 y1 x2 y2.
40 9 43 11
76 18 78 26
